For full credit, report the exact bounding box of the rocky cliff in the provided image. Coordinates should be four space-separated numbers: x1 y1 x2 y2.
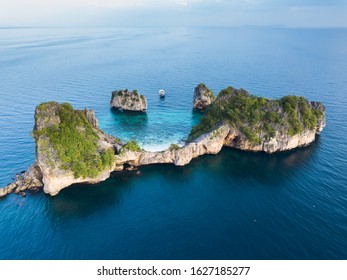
189 86 326 153
193 83 216 111
33 102 120 196
223 125 320 153
110 89 147 112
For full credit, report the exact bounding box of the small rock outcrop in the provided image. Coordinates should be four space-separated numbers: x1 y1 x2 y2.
110 89 147 112
0 163 43 198
84 108 98 129
193 83 216 111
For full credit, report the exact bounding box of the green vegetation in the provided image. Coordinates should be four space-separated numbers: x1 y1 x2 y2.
189 86 324 143
37 102 54 111
280 96 322 133
123 140 141 152
34 102 114 179
169 143 180 151
112 89 143 100
240 126 261 145
114 137 122 144
111 90 123 99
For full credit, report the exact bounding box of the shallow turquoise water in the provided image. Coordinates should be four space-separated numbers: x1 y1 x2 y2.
0 27 346 259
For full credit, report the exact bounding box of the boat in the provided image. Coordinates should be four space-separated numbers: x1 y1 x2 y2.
159 89 165 98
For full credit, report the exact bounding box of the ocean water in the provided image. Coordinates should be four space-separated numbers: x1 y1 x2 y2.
0 27 347 259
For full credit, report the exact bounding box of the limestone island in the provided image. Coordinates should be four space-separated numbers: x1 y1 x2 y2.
110 89 147 112
0 85 325 198
193 83 216 111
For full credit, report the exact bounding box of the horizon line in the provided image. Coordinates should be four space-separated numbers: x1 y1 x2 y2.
1 25 347 30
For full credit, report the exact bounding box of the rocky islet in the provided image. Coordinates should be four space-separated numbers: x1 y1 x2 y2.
193 83 216 111
110 89 147 112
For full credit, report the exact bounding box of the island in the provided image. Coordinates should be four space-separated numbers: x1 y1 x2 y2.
189 86 326 153
0 85 326 198
193 83 216 111
110 89 147 112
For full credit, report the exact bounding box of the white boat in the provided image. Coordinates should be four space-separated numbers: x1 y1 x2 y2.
159 89 165 98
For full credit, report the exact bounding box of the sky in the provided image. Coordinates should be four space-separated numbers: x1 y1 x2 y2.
0 0 347 27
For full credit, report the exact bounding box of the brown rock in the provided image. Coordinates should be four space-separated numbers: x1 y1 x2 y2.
193 83 215 111
0 188 9 198
19 191 26 197
110 90 147 112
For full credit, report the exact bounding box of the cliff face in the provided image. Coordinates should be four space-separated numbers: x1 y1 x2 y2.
33 102 119 196
222 100 326 153
110 90 147 112
224 125 321 153
193 83 215 111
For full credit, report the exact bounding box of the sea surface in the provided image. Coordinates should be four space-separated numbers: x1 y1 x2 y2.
0 27 346 259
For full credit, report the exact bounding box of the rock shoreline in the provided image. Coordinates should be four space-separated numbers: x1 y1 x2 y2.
0 164 43 198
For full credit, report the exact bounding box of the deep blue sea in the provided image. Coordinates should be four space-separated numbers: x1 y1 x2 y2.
0 27 346 259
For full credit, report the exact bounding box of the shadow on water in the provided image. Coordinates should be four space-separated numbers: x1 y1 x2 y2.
159 97 166 104
191 109 203 121
110 108 148 131
44 175 135 220
218 136 321 184
45 135 320 219
137 135 320 188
